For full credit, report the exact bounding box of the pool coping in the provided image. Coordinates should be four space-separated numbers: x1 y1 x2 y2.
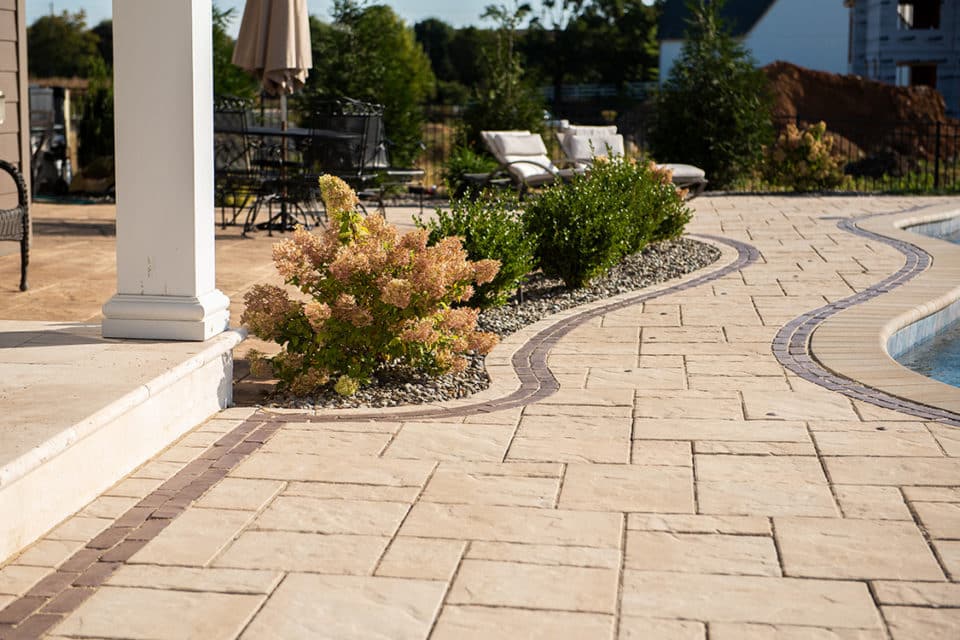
806 203 960 420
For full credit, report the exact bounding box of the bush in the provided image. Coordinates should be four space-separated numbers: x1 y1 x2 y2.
441 145 499 197
761 121 848 191
524 157 692 288
416 191 535 308
242 175 500 395
649 0 773 189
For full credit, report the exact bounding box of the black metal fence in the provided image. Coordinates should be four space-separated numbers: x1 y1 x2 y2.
419 101 960 193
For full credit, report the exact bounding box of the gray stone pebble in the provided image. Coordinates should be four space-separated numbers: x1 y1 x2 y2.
272 237 720 410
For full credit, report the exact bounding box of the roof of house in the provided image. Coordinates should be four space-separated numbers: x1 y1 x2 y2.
659 0 778 40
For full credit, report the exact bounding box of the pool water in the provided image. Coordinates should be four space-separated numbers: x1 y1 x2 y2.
897 320 960 388
943 228 960 244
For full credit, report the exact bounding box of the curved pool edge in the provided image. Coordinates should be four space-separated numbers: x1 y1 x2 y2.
810 204 960 417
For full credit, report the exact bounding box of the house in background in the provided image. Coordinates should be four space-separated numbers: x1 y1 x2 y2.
847 0 960 117
658 0 849 81
0 0 31 201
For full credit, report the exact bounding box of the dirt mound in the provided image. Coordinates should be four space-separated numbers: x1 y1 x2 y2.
763 61 958 169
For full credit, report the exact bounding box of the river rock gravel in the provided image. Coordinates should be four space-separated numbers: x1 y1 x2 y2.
268 237 720 410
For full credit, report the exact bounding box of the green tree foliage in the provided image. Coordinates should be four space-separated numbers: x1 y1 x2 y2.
649 0 772 188
77 61 114 170
90 20 112 69
299 1 436 167
27 11 103 78
212 3 258 99
462 2 545 146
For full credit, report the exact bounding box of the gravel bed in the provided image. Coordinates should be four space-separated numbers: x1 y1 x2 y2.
268 237 720 410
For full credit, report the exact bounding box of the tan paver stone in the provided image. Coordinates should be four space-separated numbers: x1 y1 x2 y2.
157 443 206 464
550 342 639 356
642 341 772 356
634 392 743 420
383 422 515 461
519 403 635 418
928 423 960 456
910 501 960 539
710 623 884 639
697 455 828 483
585 367 686 390
53 586 263 640
131 460 186 480
694 441 815 455
882 606 960 640
230 452 435 486
742 390 859 421
620 571 880 628
194 478 284 511
447 559 618 612
0 564 49 595
431 606 614 640
462 408 523 425
618 617 705 639
872 580 960 606
104 477 163 498
106 565 282 594
633 419 809 442
824 457 960 486
253 496 409 536
626 531 780 576
559 463 694 512
260 430 391 456
850 400 923 422
698 480 838 517
933 540 960 578
643 327 726 343
176 430 223 448
239 573 445 640
283 481 421 502
812 430 944 457
130 508 256 566
399 503 621 547
507 435 629 463
689 375 792 392
564 326 639 343
536 388 636 406
627 514 770 535
375 537 466 580
807 420 927 433
14 538 85 568
548 354 638 368
450 461 564 477
214 530 389 573
281 420 402 434
774 517 943 580
79 496 141 519
45 516 114 541
680 303 762 326
834 486 912 520
902 486 960 502
420 467 558 507
631 440 692 465
466 541 620 568
517 414 632 439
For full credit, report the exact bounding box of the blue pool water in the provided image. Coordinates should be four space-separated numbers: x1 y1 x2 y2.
895 218 960 388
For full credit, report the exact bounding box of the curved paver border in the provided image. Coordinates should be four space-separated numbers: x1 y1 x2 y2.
774 204 960 426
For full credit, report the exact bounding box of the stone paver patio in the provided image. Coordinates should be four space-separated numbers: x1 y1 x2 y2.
1 196 959 639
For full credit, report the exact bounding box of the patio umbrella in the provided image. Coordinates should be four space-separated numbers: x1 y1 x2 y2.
231 0 313 127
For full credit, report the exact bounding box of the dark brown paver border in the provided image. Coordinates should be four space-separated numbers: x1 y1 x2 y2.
773 211 960 427
0 235 752 638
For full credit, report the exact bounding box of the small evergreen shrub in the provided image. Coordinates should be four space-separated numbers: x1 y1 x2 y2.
242 175 500 396
524 157 692 288
416 191 536 308
441 145 499 198
762 121 847 191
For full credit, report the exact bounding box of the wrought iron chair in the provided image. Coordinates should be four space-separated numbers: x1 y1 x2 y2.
214 96 260 228
0 159 29 291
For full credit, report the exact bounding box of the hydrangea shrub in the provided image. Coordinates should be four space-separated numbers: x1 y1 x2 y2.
762 121 847 191
242 175 500 395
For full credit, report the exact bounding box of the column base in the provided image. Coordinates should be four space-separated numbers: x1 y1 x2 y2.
102 290 231 341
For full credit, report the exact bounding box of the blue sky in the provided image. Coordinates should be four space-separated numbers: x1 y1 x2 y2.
26 1 499 34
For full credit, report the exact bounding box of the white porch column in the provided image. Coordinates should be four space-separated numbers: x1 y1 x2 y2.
102 0 229 341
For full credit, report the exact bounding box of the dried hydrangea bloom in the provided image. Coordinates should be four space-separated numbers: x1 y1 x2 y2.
290 367 331 395
473 259 501 286
380 278 413 309
241 284 298 342
439 307 480 333
318 175 359 217
332 293 373 328
467 331 499 354
304 301 331 332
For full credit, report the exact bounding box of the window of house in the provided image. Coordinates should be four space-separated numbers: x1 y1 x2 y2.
897 63 938 87
898 1 941 29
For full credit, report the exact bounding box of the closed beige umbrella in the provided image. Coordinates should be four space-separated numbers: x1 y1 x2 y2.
232 0 312 110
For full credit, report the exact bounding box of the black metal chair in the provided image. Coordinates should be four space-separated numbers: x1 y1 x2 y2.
214 96 260 228
0 159 29 291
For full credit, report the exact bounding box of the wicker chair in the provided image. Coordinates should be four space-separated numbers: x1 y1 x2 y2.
0 159 29 291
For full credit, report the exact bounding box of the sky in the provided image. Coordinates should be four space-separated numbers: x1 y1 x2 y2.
26 1 501 35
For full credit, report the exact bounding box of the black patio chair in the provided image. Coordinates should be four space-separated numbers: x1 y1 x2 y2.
214 96 260 228
0 159 29 291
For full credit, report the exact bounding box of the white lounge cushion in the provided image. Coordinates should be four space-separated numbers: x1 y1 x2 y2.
564 125 618 136
503 153 558 181
657 163 706 181
496 133 549 157
563 133 624 162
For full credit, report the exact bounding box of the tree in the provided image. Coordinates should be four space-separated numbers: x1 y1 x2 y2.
27 11 102 78
91 20 112 69
212 3 258 99
299 2 436 166
649 0 772 188
462 2 545 146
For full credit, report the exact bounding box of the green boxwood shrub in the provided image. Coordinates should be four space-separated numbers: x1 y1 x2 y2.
524 158 692 288
417 191 535 308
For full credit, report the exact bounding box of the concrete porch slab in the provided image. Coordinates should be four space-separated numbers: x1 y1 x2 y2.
0 321 243 563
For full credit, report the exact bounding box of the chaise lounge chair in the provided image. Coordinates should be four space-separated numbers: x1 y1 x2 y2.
476 130 581 196
556 124 708 198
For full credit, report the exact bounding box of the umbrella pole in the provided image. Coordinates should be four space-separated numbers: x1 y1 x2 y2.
280 93 288 231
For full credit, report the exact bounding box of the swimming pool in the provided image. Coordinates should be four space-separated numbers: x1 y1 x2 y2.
892 216 960 388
